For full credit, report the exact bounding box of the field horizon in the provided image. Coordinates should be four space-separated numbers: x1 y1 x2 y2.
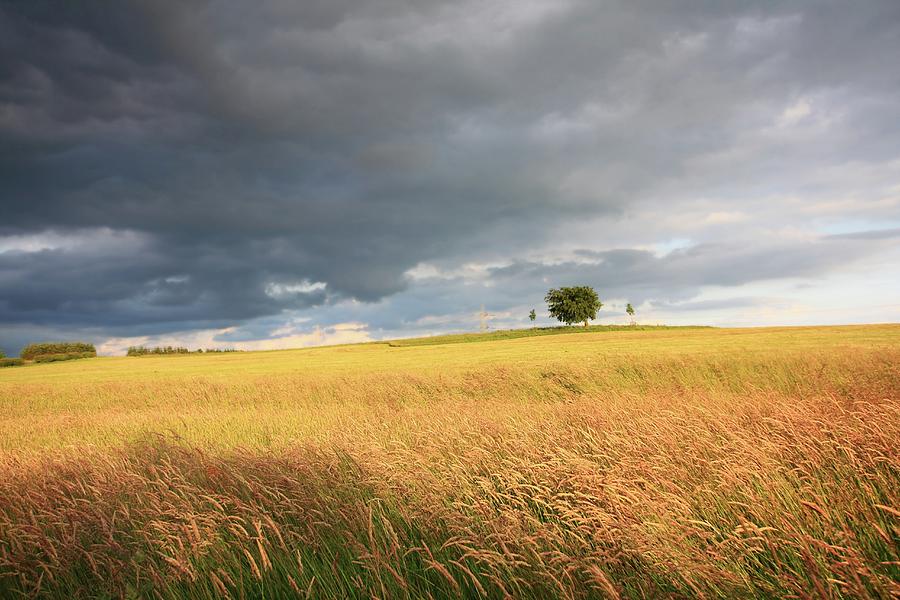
1 323 898 598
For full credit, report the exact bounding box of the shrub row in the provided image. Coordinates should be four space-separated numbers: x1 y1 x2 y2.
127 346 191 356
20 342 96 360
0 358 24 367
33 352 96 363
126 346 240 356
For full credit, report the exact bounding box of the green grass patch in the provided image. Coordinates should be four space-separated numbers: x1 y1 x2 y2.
386 324 710 347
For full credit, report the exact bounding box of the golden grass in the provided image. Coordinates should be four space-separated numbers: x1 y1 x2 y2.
0 324 898 598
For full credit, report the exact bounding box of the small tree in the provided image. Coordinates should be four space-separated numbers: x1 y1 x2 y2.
626 302 635 325
528 309 536 327
545 286 602 327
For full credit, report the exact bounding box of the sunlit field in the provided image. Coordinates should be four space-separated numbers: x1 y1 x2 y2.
1 325 898 598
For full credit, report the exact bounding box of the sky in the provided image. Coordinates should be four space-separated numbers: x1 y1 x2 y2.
1 0 899 356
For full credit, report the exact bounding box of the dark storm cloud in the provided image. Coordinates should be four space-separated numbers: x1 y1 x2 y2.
0 229 329 329
2 0 900 351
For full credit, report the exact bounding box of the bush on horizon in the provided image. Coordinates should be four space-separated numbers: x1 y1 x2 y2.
20 342 96 360
32 352 96 363
126 346 240 356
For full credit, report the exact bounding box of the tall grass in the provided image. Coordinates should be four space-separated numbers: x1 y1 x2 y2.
0 326 898 598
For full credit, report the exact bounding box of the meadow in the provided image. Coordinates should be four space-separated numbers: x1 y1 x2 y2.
0 324 898 598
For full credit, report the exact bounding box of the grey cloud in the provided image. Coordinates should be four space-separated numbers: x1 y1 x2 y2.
825 228 900 241
487 236 892 305
0 230 327 330
645 297 767 313
264 234 895 338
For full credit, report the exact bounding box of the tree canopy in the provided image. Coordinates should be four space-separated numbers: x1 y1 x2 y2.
20 342 95 360
544 286 602 327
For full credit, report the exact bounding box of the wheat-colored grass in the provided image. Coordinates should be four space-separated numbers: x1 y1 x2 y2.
1 325 898 598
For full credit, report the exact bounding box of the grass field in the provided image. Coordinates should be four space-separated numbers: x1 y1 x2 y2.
1 324 898 598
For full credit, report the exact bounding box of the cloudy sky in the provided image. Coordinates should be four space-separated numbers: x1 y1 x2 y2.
1 1 899 356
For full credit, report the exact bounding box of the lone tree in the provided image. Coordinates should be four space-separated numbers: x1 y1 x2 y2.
545 286 602 327
626 302 635 325
528 309 536 326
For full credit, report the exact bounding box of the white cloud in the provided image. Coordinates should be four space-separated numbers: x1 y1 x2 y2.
0 228 145 254
404 261 503 282
264 280 327 297
702 211 749 225
779 98 812 126
96 322 372 356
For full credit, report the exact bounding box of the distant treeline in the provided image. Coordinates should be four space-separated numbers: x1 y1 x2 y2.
0 342 98 367
21 342 96 360
126 346 240 356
